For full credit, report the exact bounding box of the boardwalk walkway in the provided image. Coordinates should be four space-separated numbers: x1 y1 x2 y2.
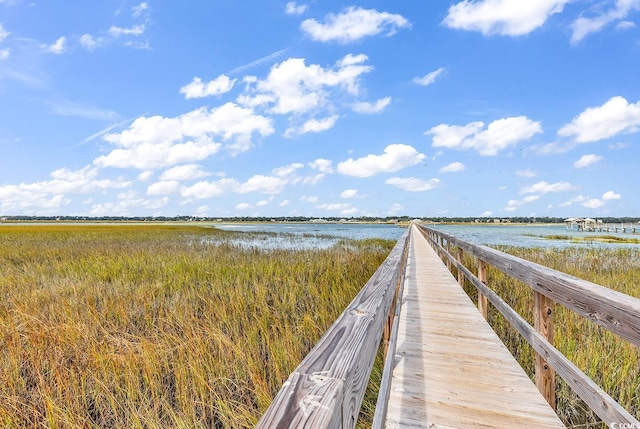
385 226 565 428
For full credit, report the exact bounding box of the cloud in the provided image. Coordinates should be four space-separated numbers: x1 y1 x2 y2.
89 193 169 216
179 179 237 199
132 2 149 18
571 0 640 43
340 189 359 198
180 75 236 99
520 181 577 194
236 202 252 210
79 34 102 51
427 116 542 156
0 23 9 42
0 47 9 60
582 191 620 209
413 67 445 86
239 54 373 115
352 97 391 114
286 115 339 136
443 0 570 36
439 162 465 173
159 164 212 181
516 168 537 177
573 154 603 168
558 96 640 143
603 190 621 200
108 25 145 37
147 180 180 195
505 195 540 211
337 144 426 177
300 7 410 43
617 20 636 29
179 163 303 199
94 103 274 169
285 2 308 15
42 36 67 54
0 166 131 213
385 177 440 192
308 158 334 173
317 202 358 215
301 195 318 203
388 203 404 216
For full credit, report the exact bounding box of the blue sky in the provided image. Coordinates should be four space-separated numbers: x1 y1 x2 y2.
0 0 638 218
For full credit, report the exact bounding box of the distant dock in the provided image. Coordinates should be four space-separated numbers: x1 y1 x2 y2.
565 217 639 234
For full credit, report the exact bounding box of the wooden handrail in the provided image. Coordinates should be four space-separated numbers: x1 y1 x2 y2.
417 225 640 426
256 229 410 428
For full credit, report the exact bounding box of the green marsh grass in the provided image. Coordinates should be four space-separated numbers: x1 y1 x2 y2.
0 224 395 428
456 245 640 427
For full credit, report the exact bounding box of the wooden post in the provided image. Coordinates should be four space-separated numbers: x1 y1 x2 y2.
477 259 488 320
457 247 464 286
446 241 452 269
534 291 556 410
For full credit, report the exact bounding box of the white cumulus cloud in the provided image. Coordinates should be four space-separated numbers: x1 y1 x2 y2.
558 96 640 143
300 7 410 43
42 36 67 54
286 115 339 137
439 162 465 173
385 177 440 192
340 189 359 198
95 103 273 170
159 164 211 181
308 158 334 174
239 54 373 115
180 75 236 99
337 144 426 177
443 0 570 36
427 116 542 156
573 154 603 168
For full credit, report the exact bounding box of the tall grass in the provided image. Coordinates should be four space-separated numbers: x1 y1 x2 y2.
457 245 640 428
0 224 395 428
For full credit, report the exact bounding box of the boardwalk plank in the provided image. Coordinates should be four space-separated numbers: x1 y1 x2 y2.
385 226 565 428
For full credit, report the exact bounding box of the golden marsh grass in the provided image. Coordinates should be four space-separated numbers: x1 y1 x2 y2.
0 224 395 428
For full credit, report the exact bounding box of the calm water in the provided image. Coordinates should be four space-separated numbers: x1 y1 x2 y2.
214 222 640 249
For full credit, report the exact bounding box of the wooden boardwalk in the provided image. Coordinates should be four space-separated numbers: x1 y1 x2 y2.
385 226 565 428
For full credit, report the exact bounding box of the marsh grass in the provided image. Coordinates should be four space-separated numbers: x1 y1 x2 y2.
526 233 640 244
456 245 640 427
0 224 394 428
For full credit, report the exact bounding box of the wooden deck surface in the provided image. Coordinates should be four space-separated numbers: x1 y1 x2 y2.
385 225 565 428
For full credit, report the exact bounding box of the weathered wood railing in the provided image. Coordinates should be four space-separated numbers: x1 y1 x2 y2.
256 229 410 428
418 225 640 427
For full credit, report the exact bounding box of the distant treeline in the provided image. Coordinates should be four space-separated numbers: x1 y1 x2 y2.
2 215 639 224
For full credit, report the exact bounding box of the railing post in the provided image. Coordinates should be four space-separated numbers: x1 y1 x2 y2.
477 259 488 320
457 247 464 286
534 291 556 410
